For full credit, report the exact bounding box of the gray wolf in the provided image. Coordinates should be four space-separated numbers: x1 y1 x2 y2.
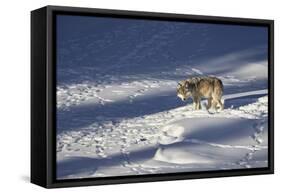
177 76 224 110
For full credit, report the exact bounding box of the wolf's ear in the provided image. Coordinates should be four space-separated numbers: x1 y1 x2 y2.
177 83 182 89
184 80 189 88
178 80 185 87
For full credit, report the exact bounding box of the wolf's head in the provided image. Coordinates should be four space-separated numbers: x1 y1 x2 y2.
176 80 192 101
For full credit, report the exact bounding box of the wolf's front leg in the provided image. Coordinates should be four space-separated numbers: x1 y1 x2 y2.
193 102 197 110
197 98 201 110
193 97 201 110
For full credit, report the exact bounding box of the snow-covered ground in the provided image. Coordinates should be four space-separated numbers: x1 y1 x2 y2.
56 79 268 179
56 16 268 179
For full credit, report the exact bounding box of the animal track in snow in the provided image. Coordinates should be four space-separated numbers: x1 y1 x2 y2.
236 118 267 168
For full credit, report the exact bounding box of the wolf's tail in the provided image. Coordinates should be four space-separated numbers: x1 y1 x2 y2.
218 79 224 109
218 79 224 92
215 78 224 97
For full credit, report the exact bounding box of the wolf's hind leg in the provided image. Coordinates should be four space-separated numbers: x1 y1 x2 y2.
207 98 212 110
211 99 217 110
217 99 224 110
213 99 223 111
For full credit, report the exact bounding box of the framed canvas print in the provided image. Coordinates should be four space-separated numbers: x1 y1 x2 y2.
31 5 274 188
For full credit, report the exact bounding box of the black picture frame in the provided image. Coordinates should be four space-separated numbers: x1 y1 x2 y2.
31 5 274 188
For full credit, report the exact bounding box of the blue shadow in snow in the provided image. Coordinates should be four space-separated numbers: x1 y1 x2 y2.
57 90 188 132
57 146 157 178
